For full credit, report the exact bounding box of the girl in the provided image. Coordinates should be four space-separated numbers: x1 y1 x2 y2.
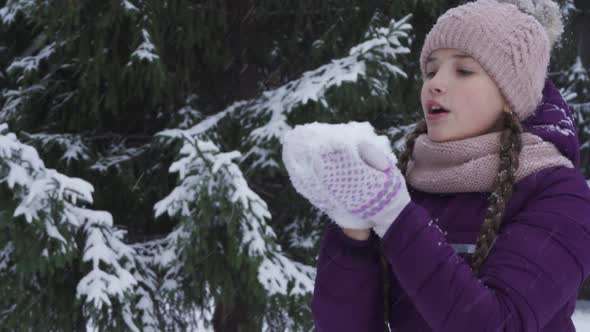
282 0 590 331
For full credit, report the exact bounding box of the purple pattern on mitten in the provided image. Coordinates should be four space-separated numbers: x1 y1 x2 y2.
316 148 406 220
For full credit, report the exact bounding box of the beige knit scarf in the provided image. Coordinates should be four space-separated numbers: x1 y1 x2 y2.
406 131 574 193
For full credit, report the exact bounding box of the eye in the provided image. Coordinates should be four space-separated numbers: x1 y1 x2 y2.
457 69 473 76
425 71 436 79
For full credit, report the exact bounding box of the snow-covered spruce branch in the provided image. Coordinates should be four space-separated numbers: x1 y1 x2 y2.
0 0 37 24
7 42 56 75
128 225 216 331
128 28 160 65
22 132 93 165
562 57 589 105
0 36 66 123
19 130 150 173
158 14 412 172
1 85 45 123
153 130 315 320
121 0 139 13
125 0 160 67
0 123 140 330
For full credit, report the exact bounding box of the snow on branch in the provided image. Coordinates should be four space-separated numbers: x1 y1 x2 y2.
0 123 140 330
121 0 139 13
129 29 160 64
24 132 93 165
562 57 590 117
90 141 148 173
7 42 56 75
154 131 315 298
1 85 45 123
569 56 589 85
77 217 139 330
0 243 14 273
159 14 413 172
0 0 36 25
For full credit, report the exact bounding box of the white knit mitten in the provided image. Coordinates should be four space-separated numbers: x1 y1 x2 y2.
281 122 411 237
357 141 412 237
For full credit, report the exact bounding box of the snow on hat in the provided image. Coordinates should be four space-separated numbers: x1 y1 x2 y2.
419 0 564 121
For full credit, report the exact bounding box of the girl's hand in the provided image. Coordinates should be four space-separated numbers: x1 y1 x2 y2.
282 126 411 237
313 140 411 237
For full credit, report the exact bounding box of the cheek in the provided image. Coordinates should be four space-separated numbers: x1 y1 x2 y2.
455 86 498 112
419 85 428 110
465 78 504 108
452 91 500 124
454 84 483 106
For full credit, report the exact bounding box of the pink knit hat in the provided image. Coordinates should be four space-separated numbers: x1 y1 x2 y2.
419 0 564 121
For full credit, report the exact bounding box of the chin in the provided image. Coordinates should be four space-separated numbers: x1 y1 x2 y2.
426 131 449 142
427 131 470 143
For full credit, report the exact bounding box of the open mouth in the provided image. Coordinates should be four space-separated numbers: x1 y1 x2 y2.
428 104 449 114
427 105 450 120
429 107 450 114
425 100 451 119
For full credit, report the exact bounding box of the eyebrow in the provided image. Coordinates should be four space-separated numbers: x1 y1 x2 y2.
426 54 473 63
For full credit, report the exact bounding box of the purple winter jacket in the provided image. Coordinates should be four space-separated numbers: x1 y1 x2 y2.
311 79 590 332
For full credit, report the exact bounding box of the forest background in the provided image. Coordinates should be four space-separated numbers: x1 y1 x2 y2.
0 0 589 330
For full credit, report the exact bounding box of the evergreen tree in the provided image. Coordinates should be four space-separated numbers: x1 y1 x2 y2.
0 123 139 330
0 0 588 330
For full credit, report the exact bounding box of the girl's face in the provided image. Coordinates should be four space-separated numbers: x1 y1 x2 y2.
420 48 508 142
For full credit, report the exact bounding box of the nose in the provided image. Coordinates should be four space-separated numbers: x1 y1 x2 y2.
427 72 446 94
429 85 444 94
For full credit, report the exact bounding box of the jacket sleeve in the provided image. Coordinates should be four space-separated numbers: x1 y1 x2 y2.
381 167 590 331
311 223 386 332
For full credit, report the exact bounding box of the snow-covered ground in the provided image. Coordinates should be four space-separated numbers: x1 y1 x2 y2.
574 300 590 330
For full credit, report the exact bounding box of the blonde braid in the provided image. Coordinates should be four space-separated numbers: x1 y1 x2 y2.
470 110 523 276
397 120 428 175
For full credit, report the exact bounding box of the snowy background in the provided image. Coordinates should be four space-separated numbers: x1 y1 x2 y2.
574 300 590 330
